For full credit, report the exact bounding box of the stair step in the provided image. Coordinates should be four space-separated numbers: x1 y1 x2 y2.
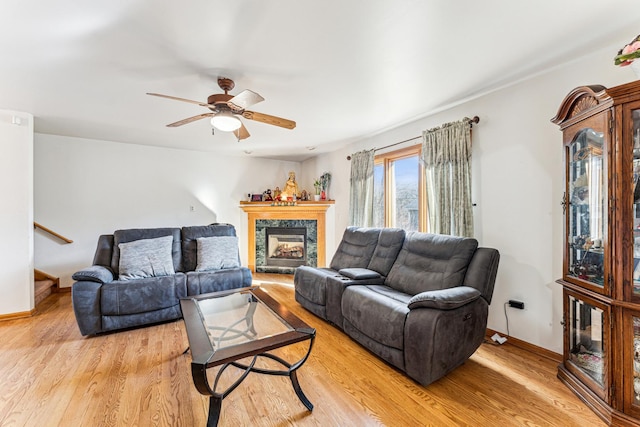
35 279 54 306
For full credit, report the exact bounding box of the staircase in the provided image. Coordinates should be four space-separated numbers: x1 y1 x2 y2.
34 269 60 306
33 222 72 307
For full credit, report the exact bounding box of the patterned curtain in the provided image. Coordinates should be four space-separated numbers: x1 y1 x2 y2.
348 149 375 227
421 118 473 237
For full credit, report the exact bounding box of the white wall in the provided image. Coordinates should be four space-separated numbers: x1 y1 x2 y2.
34 134 300 288
0 110 34 315
302 45 636 354
29 43 638 352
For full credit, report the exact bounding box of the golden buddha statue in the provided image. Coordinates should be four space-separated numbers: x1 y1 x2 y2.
282 171 299 198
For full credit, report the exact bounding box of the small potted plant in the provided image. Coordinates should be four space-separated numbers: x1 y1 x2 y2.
313 179 322 201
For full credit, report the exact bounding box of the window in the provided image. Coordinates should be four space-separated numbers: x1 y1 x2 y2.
372 145 426 231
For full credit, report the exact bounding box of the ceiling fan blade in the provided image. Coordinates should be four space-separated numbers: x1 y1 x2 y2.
233 122 251 140
147 93 209 107
228 89 264 110
242 111 296 129
167 113 213 127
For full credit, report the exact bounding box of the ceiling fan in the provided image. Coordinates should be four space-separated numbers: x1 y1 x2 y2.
147 77 296 141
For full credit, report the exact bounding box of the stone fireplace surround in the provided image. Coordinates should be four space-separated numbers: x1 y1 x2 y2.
240 202 332 273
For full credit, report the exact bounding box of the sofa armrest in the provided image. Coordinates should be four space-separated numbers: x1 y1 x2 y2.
338 268 381 280
408 286 481 310
72 265 114 284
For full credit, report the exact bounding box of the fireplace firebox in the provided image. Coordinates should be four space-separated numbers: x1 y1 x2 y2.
265 227 307 268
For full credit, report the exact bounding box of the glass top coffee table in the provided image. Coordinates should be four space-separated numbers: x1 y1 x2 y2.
180 286 316 427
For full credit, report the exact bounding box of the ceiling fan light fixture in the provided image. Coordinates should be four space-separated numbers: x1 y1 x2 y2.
211 112 241 132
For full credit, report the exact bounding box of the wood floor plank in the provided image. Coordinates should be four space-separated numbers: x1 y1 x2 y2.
0 274 606 426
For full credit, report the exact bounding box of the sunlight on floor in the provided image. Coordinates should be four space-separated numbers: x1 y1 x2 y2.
253 272 295 290
259 281 294 289
473 345 554 397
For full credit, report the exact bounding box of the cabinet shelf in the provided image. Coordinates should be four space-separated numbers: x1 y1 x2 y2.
569 245 604 254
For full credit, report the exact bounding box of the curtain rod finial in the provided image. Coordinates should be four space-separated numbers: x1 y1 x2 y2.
469 116 479 125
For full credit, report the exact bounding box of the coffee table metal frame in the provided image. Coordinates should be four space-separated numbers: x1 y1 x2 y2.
180 286 315 427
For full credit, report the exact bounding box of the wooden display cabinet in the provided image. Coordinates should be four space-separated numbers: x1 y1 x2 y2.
553 81 640 426
623 310 640 419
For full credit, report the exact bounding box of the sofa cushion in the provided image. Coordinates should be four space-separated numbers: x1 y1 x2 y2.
182 224 239 272
100 273 187 315
196 236 241 271
111 228 182 276
385 232 478 295
118 235 176 280
341 285 411 350
367 228 405 276
330 227 381 271
186 268 253 296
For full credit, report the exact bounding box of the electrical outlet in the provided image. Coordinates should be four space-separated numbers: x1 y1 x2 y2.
508 300 524 309
189 205 195 212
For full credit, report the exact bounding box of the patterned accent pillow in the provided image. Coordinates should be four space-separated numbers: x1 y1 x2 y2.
196 236 240 271
118 235 175 280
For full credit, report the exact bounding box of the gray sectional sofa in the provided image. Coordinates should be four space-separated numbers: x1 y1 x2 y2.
71 223 252 336
294 227 499 386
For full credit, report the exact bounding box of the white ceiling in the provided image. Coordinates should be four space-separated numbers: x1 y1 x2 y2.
2 1 640 161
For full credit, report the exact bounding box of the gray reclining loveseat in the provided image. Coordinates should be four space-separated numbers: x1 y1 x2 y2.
294 227 499 386
71 223 252 336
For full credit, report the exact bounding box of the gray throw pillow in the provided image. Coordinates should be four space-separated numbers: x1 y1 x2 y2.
118 235 175 280
196 236 240 271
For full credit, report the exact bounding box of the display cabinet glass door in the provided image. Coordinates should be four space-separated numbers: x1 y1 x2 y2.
633 315 640 410
566 127 606 290
632 109 640 299
565 291 608 400
623 310 640 416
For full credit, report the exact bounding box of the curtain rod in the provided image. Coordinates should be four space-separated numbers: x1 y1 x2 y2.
346 116 479 160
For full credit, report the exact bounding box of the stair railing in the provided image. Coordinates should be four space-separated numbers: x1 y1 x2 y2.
33 222 73 244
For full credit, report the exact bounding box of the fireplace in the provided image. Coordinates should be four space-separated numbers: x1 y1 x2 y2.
240 201 332 273
254 219 318 273
265 227 307 268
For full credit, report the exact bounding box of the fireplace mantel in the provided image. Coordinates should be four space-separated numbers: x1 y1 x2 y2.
240 201 333 272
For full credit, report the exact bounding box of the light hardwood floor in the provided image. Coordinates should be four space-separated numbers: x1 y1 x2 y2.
0 274 604 426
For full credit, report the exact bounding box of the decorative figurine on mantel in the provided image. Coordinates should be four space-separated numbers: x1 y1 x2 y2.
320 172 331 200
283 171 300 199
